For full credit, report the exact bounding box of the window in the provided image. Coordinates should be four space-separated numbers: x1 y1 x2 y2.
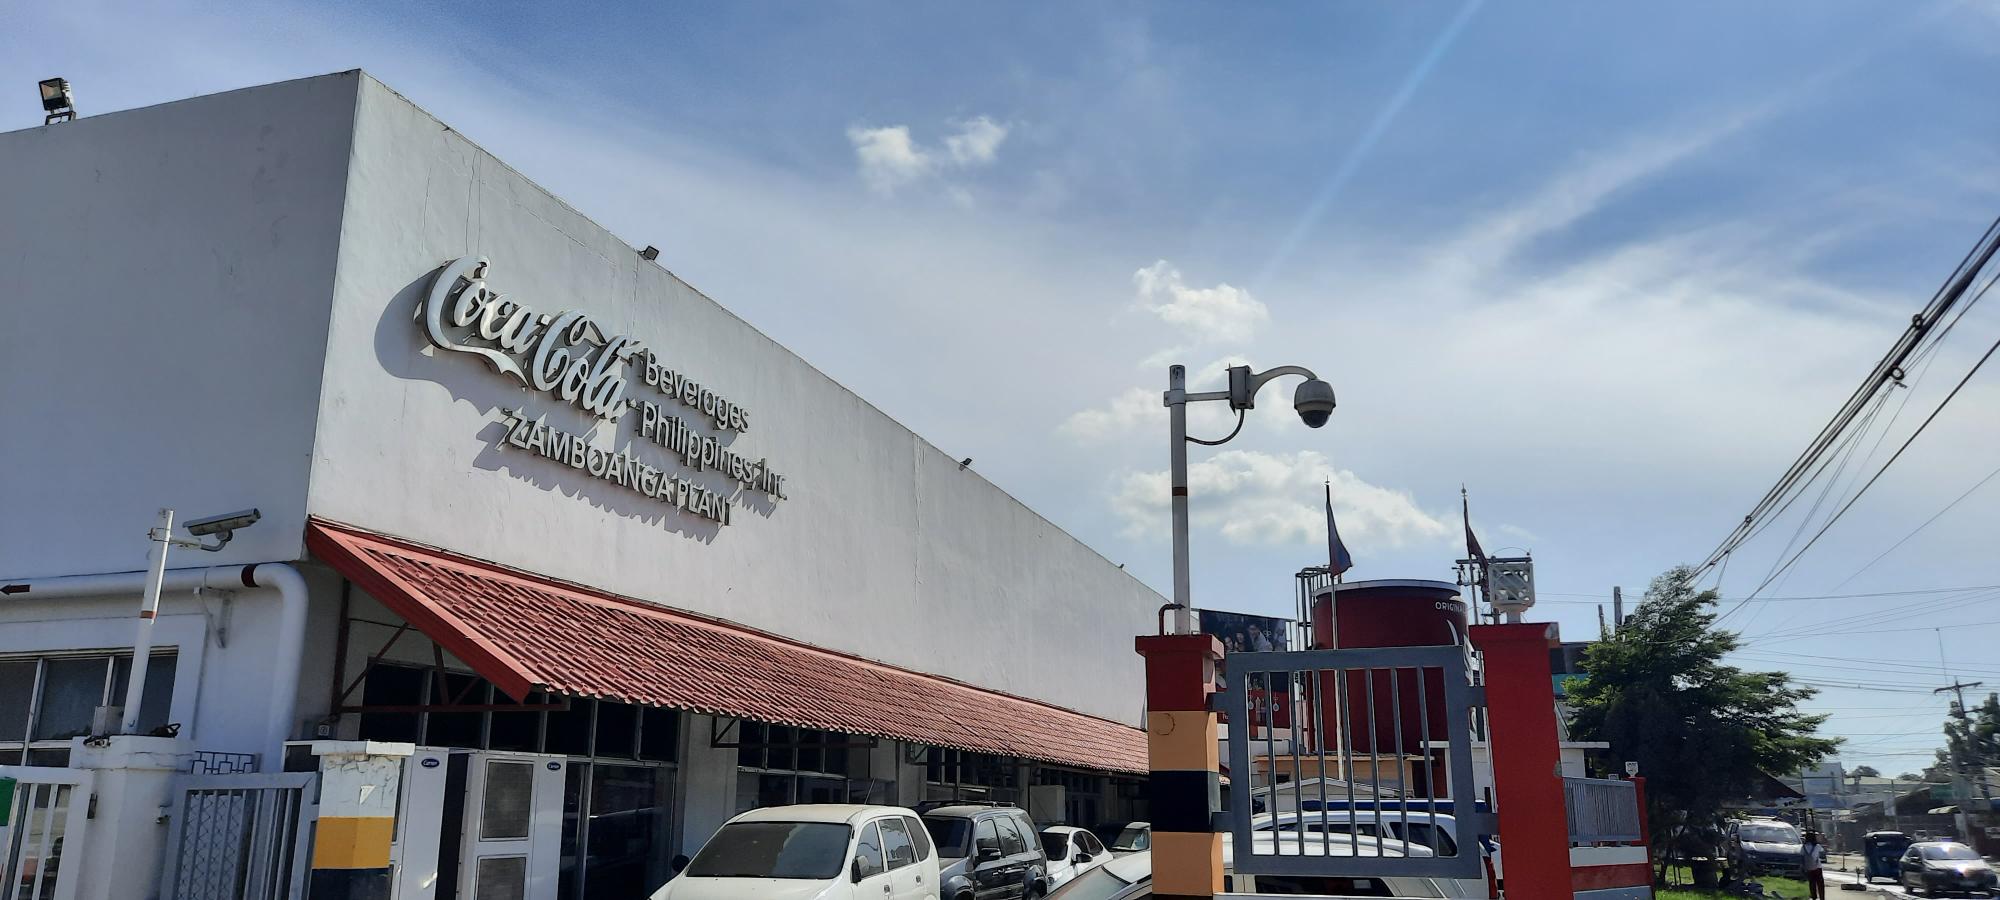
996 817 1028 855
924 816 971 859
360 664 674 764
1079 832 1105 856
974 819 1001 857
855 823 887 879
0 652 176 765
734 723 875 813
1041 832 1069 860
880 818 917 870
1392 822 1456 855
902 816 932 860
686 822 853 880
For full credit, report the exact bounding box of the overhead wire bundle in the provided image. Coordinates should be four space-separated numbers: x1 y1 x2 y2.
1689 215 2000 625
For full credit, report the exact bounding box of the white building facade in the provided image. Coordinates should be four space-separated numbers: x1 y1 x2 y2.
0 71 1160 899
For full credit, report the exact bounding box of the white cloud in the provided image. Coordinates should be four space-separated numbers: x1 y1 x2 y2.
1133 260 1268 344
1060 387 1159 443
944 116 1009 165
847 116 1009 196
1061 354 1246 443
1109 450 1448 549
847 125 934 194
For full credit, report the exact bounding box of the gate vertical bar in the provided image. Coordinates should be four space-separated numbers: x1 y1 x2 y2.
1137 635 1224 900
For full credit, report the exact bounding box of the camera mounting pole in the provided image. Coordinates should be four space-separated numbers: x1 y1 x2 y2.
121 508 178 734
121 506 261 734
1162 362 1336 635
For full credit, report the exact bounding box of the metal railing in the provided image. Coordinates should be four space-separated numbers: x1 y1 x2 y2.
1564 776 1642 844
159 772 315 900
0 765 94 900
1224 644 1488 880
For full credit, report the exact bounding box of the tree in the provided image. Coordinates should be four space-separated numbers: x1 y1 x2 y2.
1897 773 1922 782
1851 765 1881 778
1943 692 2000 768
1568 567 1840 877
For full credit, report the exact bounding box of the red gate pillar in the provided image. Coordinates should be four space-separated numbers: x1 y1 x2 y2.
1135 633 1225 900
1469 622 1570 900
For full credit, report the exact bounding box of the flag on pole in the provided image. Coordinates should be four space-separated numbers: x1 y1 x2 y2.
1325 482 1353 577
1461 486 1485 561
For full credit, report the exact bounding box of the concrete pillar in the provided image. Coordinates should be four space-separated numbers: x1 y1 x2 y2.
1135 634 1223 900
308 740 414 900
1469 622 1571 900
678 714 739 854
69 734 187 900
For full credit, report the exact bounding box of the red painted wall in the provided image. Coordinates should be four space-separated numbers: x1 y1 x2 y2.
1309 581 1467 776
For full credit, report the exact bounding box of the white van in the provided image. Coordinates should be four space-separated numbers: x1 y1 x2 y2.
651 805 940 900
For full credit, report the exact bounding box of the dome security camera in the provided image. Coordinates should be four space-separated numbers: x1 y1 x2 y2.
1293 379 1336 428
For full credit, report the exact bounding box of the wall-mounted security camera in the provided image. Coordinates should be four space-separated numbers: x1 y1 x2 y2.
1293 379 1336 429
179 508 261 551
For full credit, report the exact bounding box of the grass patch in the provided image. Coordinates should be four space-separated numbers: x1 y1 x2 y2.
1654 867 1815 900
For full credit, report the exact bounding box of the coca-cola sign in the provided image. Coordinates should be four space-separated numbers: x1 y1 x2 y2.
420 256 643 420
415 255 792 527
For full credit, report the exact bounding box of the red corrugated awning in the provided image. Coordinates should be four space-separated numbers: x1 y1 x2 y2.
306 518 1146 774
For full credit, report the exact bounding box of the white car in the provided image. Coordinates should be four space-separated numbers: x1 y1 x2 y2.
1040 826 1113 889
1046 836 1476 900
1250 808 1496 895
652 805 939 900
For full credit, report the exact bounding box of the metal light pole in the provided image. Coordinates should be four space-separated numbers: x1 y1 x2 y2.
1163 362 1336 634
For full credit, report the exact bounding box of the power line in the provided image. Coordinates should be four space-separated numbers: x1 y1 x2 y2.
1829 458 2000 589
1737 328 2000 602
1693 216 2000 579
1537 584 2000 603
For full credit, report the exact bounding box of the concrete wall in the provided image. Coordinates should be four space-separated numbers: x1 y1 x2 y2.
0 74 359 578
305 74 1158 724
0 569 338 761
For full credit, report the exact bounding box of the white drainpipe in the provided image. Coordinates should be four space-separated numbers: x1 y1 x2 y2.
1 563 310 768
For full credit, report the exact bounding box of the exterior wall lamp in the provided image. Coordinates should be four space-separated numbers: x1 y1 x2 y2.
39 77 75 125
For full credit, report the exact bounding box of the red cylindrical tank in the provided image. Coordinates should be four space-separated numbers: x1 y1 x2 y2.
1308 579 1467 796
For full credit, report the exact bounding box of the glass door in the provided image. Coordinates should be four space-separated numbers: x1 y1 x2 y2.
581 764 674 899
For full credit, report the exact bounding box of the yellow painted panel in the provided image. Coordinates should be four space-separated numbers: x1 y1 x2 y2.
1150 831 1223 896
1146 711 1219 772
311 816 394 869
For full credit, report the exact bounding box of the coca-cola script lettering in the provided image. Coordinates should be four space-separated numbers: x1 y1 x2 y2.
421 256 642 420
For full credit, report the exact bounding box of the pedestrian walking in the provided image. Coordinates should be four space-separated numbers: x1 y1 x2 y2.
1802 831 1827 900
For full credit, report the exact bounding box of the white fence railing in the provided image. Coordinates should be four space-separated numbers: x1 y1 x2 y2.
0 765 94 900
1564 776 1642 844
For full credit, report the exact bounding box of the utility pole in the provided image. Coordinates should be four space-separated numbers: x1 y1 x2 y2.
1612 586 1624 631
1937 678 1984 844
1936 627 1986 844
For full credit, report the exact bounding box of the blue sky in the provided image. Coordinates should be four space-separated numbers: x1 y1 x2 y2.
8 0 2000 773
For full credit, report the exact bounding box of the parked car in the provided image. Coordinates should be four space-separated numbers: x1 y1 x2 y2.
1041 826 1113 889
921 803 1051 900
1105 822 1151 856
1899 841 1997 896
1046 837 1476 900
650 804 937 900
1249 809 1491 896
1730 818 1804 875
